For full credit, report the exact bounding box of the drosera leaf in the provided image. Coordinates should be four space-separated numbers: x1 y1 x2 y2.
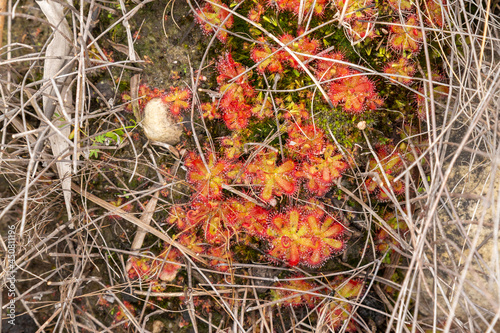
216 53 255 130
185 199 233 245
305 214 345 267
194 0 234 42
271 275 324 307
266 205 346 267
245 151 298 202
267 208 308 266
296 145 348 197
388 16 423 54
327 71 383 113
184 151 234 200
161 86 192 116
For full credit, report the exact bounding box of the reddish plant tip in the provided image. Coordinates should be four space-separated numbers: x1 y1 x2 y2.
127 256 152 280
221 104 253 130
286 123 326 158
320 277 366 331
335 278 364 299
299 0 330 16
251 94 274 119
127 248 182 283
108 197 133 220
383 57 416 85
156 248 182 282
283 101 310 125
122 84 165 113
387 0 414 11
347 19 377 42
184 151 234 200
245 151 298 202
177 233 206 255
194 0 234 42
207 245 233 272
314 52 350 82
216 53 255 130
424 0 447 28
251 32 320 73
322 300 358 331
415 87 427 120
251 38 285 74
336 0 374 22
248 3 265 22
305 215 346 267
389 16 423 54
161 86 191 116
268 0 328 15
166 206 190 231
186 199 233 245
113 301 136 328
278 33 320 69
266 206 346 267
302 199 326 219
296 145 348 197
365 144 413 201
375 212 409 252
327 72 381 113
220 134 245 160
224 198 270 238
267 208 307 266
201 102 221 120
217 53 252 87
271 275 324 307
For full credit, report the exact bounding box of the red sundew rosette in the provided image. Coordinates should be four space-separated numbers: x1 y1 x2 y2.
194 0 234 42
266 208 310 266
388 16 423 54
184 151 234 200
327 71 380 113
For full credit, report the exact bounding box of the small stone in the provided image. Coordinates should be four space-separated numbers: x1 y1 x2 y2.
152 320 165 333
357 121 367 130
142 98 183 145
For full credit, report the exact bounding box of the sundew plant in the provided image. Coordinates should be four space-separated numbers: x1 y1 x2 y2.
123 0 449 330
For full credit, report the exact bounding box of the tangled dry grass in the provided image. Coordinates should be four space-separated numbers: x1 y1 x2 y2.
1 0 500 332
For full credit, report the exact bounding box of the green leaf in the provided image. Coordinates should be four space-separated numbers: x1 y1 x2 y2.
113 129 125 137
95 134 106 143
89 149 99 159
249 27 262 36
382 253 391 264
262 16 278 26
395 100 405 108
